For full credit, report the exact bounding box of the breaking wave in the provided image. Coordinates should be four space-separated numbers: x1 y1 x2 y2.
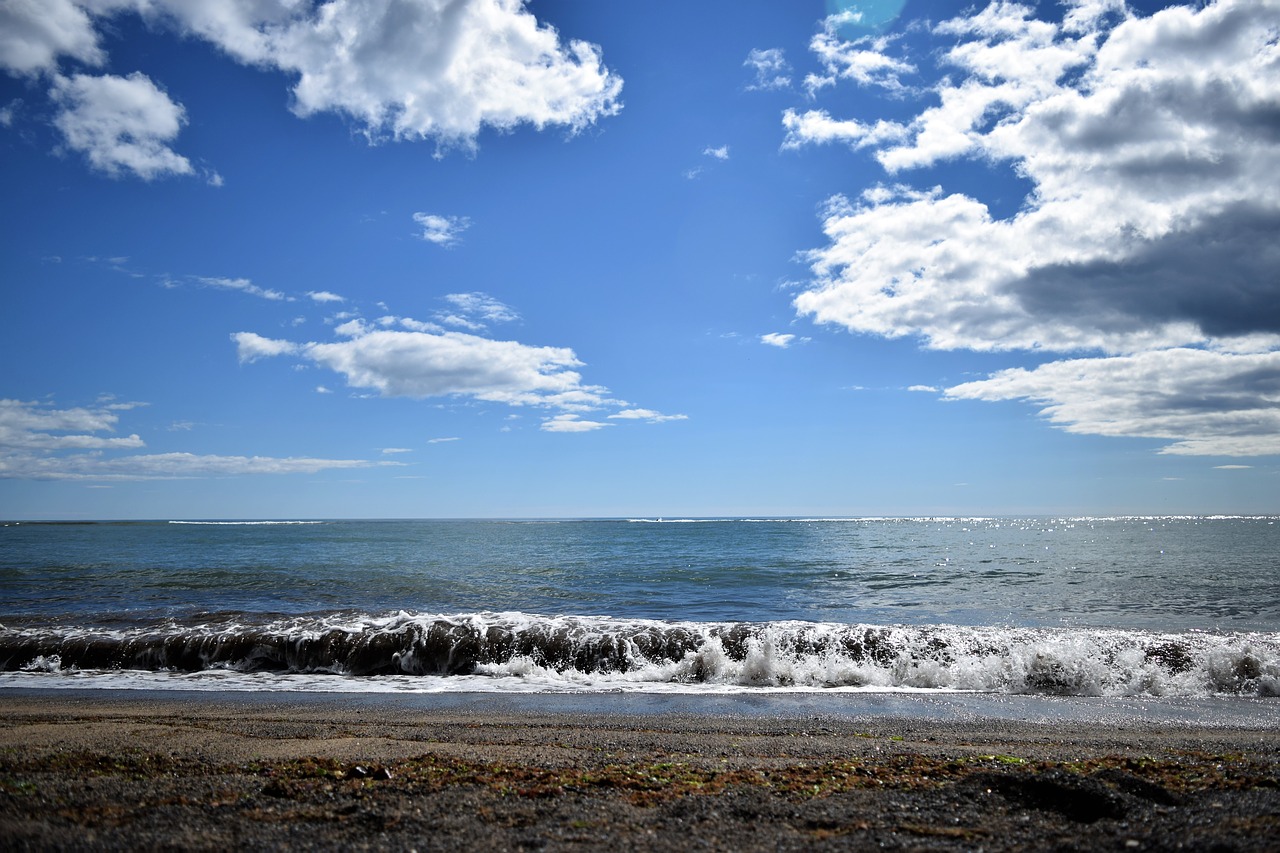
1 613 1277 698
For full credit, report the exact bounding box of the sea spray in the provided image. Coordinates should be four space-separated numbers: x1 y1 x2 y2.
1 612 1276 698
3 517 1278 701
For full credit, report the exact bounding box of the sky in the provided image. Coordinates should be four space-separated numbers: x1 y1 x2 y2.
1 0 1278 520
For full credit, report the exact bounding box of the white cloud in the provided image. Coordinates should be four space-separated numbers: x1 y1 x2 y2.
7 0 622 178
197 276 286 301
255 0 623 147
794 0 1280 354
744 47 791 91
426 436 459 444
436 292 518 329
541 414 610 433
23 452 391 480
789 0 1280 456
907 385 938 393
760 332 794 348
236 325 612 412
0 398 143 452
687 143 730 178
96 395 146 411
781 108 908 152
414 212 470 246
0 398 388 480
235 314 684 429
233 331 300 363
382 447 414 453
1214 465 1252 470
381 315 444 334
607 409 688 424
945 349 1280 457
332 318 370 337
0 0 102 75
308 290 345 303
50 71 193 180
804 21 914 95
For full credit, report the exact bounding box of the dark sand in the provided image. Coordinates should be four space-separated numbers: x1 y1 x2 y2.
1 690 1277 851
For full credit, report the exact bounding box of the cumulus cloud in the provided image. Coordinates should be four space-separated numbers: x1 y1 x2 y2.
5 0 622 176
0 0 102 75
50 71 194 179
945 349 1280 457
308 290 345 303
788 0 1280 456
744 47 792 91
0 398 385 480
232 332 300 363
262 0 622 147
414 212 471 246
71 1 618 136
781 108 908 152
794 0 1280 353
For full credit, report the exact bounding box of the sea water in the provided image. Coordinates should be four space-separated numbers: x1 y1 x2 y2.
1 517 1277 706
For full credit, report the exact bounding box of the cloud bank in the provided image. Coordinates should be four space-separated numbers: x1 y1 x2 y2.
0 398 386 480
788 0 1280 456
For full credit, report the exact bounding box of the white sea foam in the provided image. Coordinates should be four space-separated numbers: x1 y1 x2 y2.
167 520 327 525
4 612 1276 699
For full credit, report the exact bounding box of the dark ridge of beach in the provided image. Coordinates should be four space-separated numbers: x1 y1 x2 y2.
1 691 1277 851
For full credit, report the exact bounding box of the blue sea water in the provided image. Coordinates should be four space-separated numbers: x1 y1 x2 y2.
1 516 1278 703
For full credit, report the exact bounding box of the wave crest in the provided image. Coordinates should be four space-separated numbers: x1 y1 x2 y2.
1 613 1276 698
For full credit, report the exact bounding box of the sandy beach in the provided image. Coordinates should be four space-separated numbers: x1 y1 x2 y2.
1 690 1277 851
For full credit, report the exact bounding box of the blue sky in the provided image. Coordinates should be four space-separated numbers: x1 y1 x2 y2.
1 0 1277 519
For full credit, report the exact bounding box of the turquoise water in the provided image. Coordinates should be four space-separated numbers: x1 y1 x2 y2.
1 517 1278 697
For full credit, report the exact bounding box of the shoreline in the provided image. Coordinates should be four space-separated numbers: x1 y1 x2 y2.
3 681 1280 727
2 691 1277 850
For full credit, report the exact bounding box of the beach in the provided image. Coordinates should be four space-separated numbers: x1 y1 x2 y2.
2 691 1277 851
3 518 1278 849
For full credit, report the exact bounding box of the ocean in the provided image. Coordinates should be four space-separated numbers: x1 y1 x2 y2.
1 516 1278 708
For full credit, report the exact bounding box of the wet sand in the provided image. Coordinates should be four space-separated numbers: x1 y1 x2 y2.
1 690 1277 850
